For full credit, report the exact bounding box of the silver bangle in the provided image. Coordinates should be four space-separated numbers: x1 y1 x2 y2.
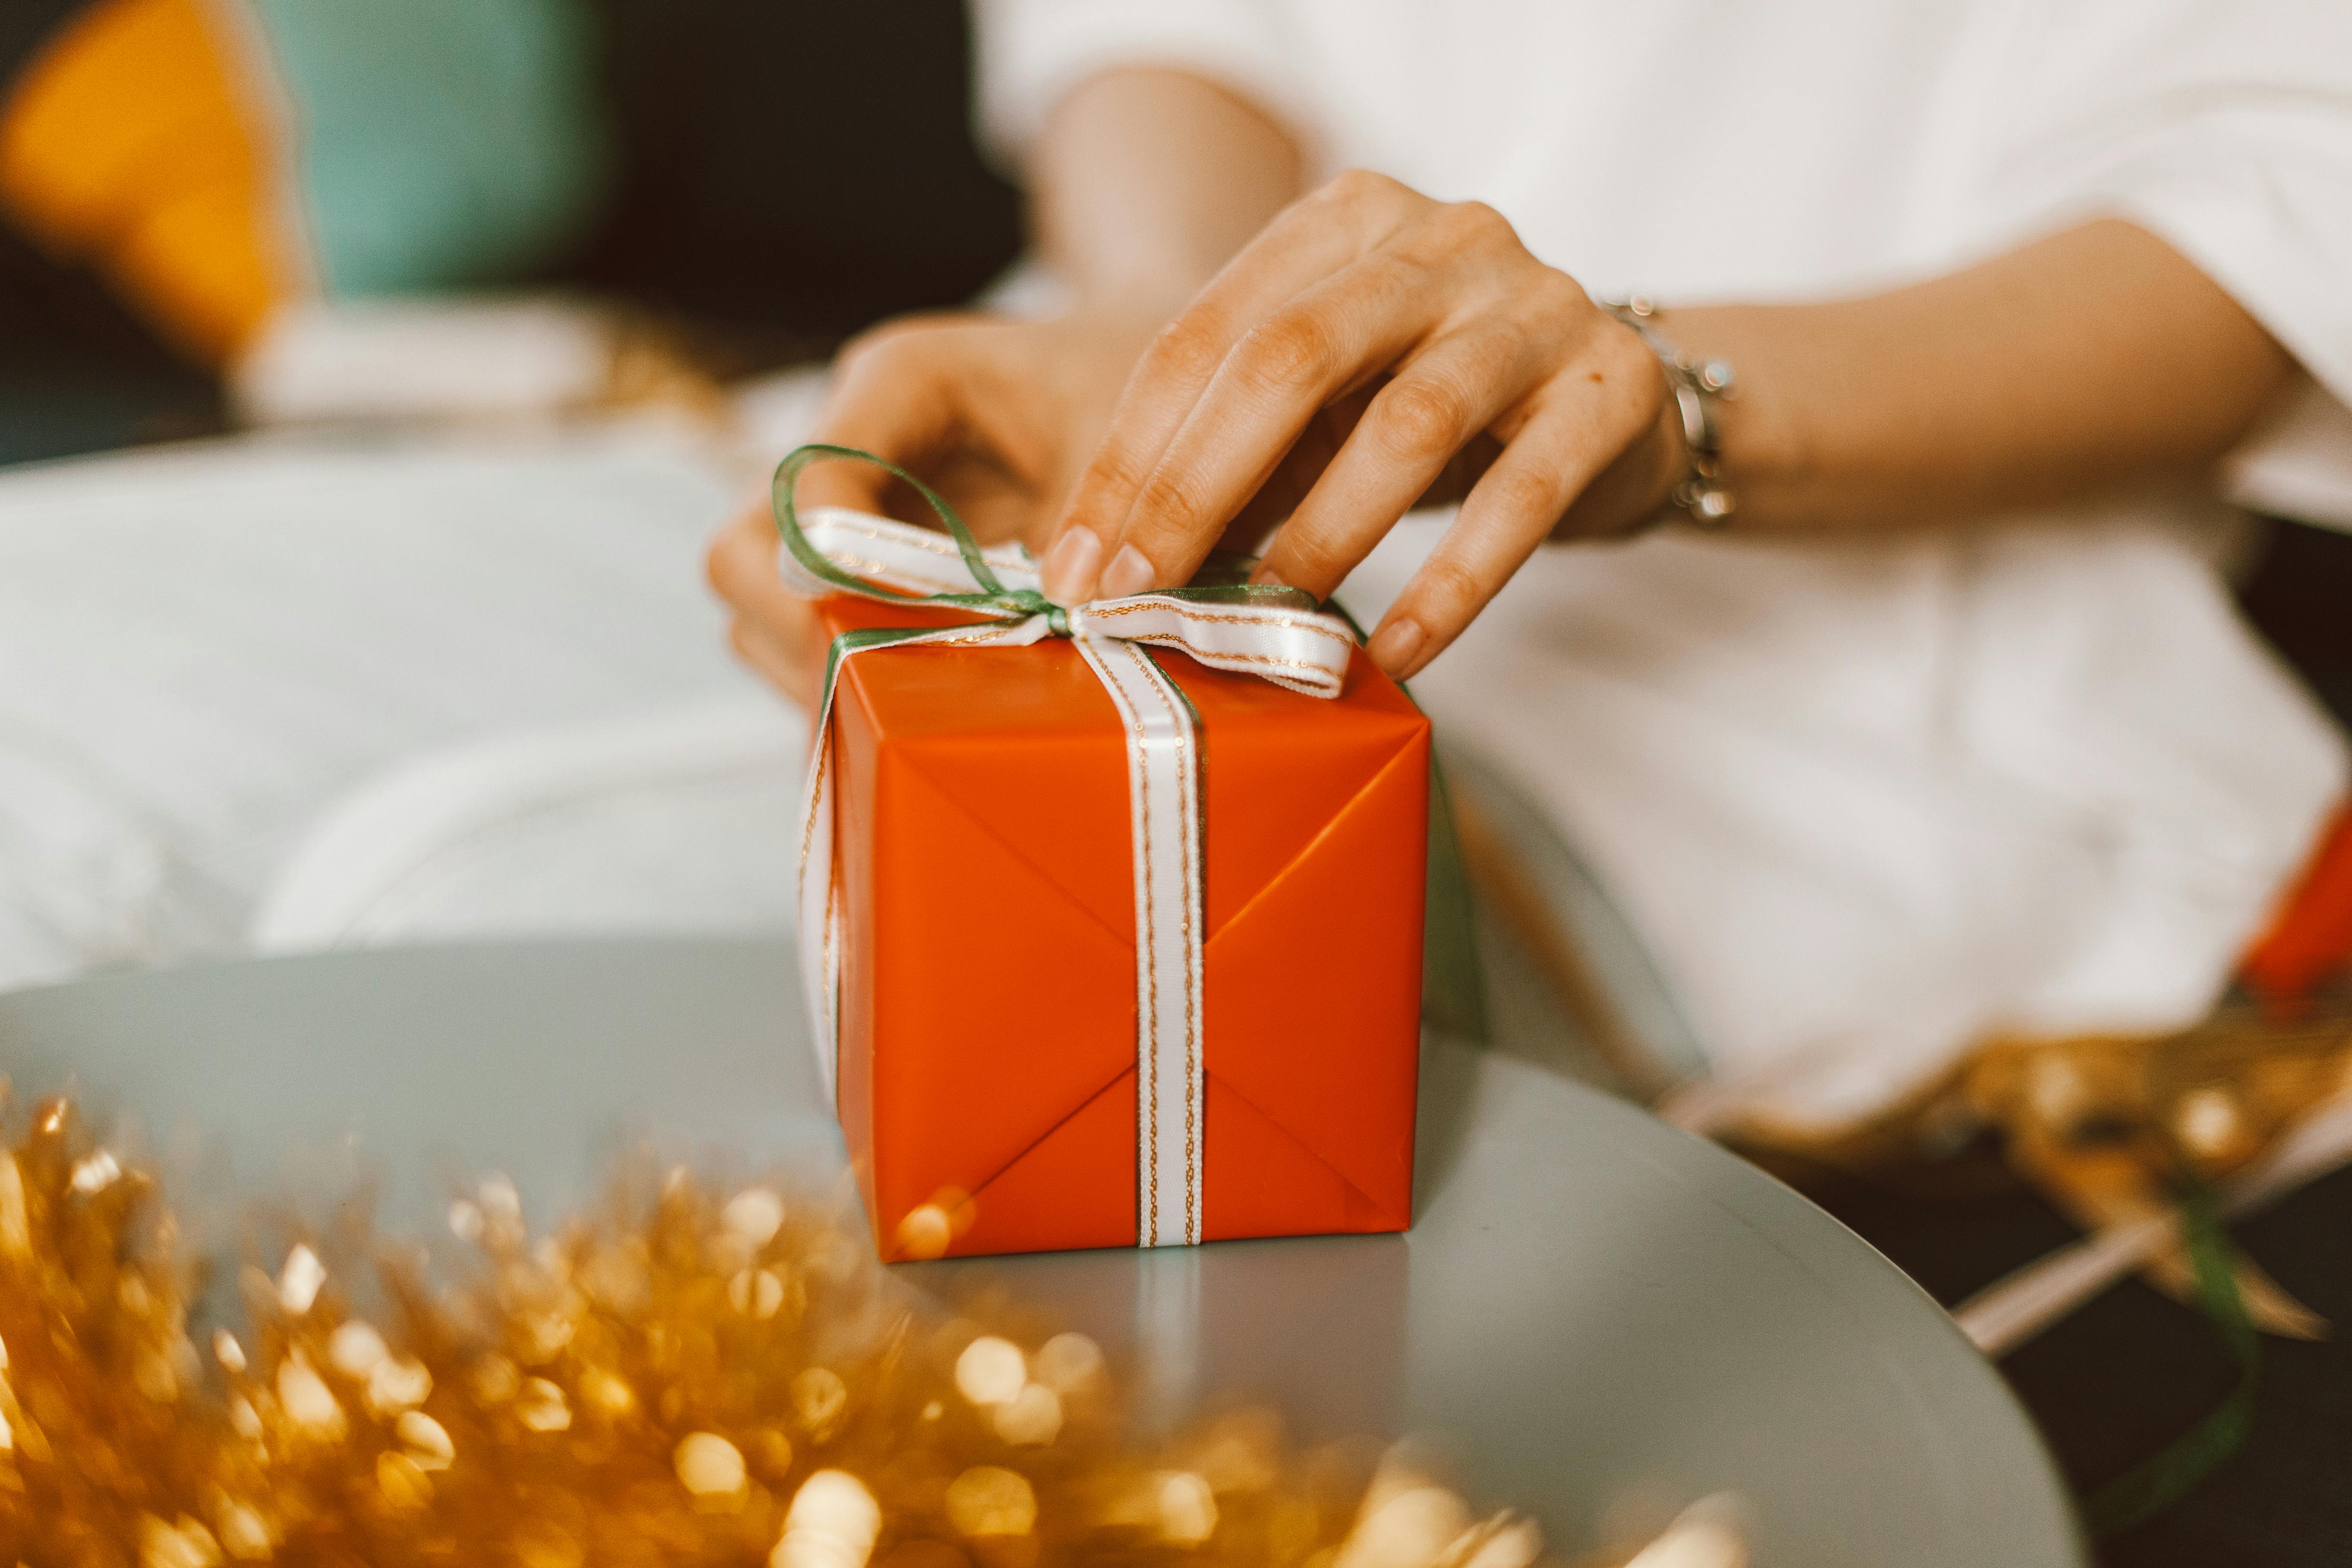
1601 296 1737 527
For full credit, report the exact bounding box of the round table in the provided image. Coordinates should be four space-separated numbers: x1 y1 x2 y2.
0 938 2080 1566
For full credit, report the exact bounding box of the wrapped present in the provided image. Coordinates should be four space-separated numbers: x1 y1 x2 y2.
777 446 1438 1259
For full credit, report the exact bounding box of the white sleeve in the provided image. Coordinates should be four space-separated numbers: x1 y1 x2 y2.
1986 0 2352 526
969 0 1322 173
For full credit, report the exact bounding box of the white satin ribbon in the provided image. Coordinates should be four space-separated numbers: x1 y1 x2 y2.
1077 633 1206 1246
787 506 1352 1249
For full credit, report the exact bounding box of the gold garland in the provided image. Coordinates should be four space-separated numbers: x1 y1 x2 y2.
0 1094 1735 1568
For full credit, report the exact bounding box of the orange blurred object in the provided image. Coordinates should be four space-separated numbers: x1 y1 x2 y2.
2242 801 2352 1005
0 0 295 360
815 596 1430 1259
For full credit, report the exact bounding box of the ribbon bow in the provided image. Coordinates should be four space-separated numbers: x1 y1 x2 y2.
777 444 1363 1247
772 443 1357 697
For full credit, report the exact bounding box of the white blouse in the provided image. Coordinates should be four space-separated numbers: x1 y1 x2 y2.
972 0 2352 1126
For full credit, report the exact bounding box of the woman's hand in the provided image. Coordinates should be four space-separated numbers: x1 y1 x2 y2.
706 307 1165 709
1036 169 1683 678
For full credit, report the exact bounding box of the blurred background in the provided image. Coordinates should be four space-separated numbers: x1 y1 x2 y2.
6 2 2352 1559
0 0 1064 989
0 0 1023 461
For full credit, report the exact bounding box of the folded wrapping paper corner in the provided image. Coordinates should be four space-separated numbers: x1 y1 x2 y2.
774 445 1433 1258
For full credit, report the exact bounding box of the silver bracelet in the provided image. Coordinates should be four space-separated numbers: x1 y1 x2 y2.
1601 296 1737 527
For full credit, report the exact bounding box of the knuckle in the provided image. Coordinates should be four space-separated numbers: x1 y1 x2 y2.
1483 461 1564 522
1587 326 1666 413
1323 167 1402 206
1273 525 1349 589
1312 168 1429 232
1597 315 1649 371
1134 467 1216 539
1415 554 1486 620
1146 311 1230 387
832 347 901 398
1075 446 1153 512
1441 199 1515 246
834 320 919 375
1531 267 1587 316
1235 313 1335 397
1062 461 1154 545
1376 377 1476 461
832 312 973 381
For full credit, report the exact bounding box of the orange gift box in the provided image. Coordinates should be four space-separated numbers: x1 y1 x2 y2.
813 593 1430 1260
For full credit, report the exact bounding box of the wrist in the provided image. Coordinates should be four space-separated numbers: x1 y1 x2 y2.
1600 300 1740 529
1647 304 1812 502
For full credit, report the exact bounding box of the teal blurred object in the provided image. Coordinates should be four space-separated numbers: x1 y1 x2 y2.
246 0 611 297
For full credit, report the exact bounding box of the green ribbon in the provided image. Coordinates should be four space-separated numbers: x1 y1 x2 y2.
2080 1181 2260 1537
774 444 1320 688
772 443 1490 1044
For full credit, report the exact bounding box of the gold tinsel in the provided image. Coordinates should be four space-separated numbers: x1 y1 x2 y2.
0 1094 1722 1568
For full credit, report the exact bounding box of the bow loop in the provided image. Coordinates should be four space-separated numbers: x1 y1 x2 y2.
772 445 1354 696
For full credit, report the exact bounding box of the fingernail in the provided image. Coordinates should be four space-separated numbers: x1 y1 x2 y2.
1248 564 1288 588
1041 527 1104 606
1096 543 1157 602
1367 617 1426 675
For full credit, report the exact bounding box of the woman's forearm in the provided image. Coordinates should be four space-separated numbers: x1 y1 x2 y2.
1030 68 1305 316
1664 219 2297 531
